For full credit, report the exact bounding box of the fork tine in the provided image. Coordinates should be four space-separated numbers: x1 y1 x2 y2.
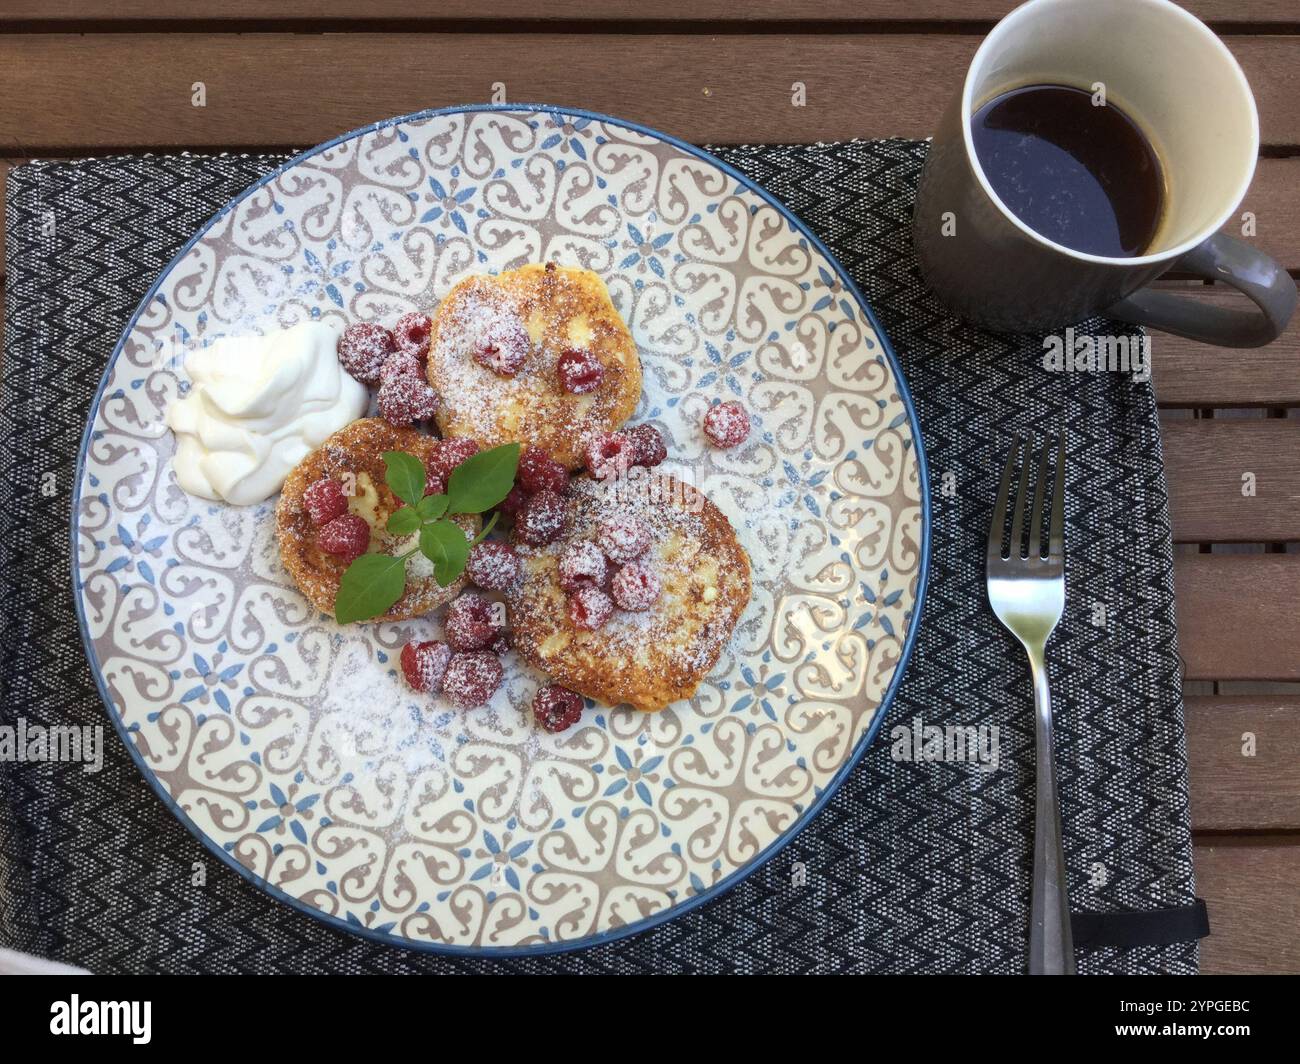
1028 435 1051 559
1008 435 1031 559
988 436 1022 562
1049 432 1066 559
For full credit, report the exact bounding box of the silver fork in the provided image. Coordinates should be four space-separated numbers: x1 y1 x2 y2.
986 434 1075 975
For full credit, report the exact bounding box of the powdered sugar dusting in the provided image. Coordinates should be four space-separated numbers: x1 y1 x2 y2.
430 281 539 437
426 265 640 468
509 472 752 709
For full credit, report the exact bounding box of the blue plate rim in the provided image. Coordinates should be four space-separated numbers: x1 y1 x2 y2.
70 102 932 958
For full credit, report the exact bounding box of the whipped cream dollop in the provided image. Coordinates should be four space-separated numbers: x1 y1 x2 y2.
167 321 367 506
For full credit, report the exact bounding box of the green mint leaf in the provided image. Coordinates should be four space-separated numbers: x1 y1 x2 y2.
334 552 408 624
416 492 450 521
419 518 471 587
382 450 426 507
469 510 499 547
386 506 421 536
445 442 521 515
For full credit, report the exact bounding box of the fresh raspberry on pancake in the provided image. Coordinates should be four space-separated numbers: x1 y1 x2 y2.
558 541 607 592
515 489 567 546
473 317 530 377
597 515 651 564
465 541 522 591
303 478 347 526
517 447 568 495
394 312 433 361
378 372 438 426
442 651 503 708
425 437 479 494
317 513 370 562
568 585 613 631
444 591 502 651
611 559 661 611
556 349 604 395
628 423 667 467
584 431 635 481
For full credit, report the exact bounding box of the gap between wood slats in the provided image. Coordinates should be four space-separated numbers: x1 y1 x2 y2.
2 34 1300 152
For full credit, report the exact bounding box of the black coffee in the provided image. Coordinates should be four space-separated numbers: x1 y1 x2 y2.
970 84 1165 258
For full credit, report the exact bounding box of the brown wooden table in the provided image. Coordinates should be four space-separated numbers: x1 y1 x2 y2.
1 1 1296 974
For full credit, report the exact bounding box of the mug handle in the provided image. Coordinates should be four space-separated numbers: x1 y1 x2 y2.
1104 233 1297 348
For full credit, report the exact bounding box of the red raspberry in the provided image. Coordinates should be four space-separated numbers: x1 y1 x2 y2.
558 540 607 592
400 639 451 693
703 400 750 448
533 684 583 733
515 489 567 546
584 431 635 481
597 515 651 564
379 351 423 384
473 318 530 377
303 477 347 526
444 591 502 651
393 312 433 360
426 437 479 490
628 423 667 467
556 349 605 395
378 372 439 426
611 559 661 611
568 585 613 631
517 447 568 495
441 651 503 709
337 322 396 385
318 513 370 562
465 541 521 591
498 485 529 521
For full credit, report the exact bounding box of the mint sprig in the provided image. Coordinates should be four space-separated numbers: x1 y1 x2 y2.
333 443 520 624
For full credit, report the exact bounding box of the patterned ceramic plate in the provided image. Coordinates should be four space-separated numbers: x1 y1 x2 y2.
73 105 930 955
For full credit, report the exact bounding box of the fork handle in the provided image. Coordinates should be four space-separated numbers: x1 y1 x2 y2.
1028 650 1075 975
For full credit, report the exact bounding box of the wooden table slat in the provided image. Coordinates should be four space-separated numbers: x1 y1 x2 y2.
1230 155 1300 273
1194 838 1300 974
3 34 1300 152
1187 695 1300 832
1 1 1296 25
1163 418 1300 541
1175 553 1300 681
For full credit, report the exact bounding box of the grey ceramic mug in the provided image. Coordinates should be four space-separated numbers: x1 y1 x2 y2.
913 0 1297 347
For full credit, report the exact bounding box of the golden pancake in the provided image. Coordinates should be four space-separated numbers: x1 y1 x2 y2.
506 473 751 712
426 263 640 470
276 418 478 621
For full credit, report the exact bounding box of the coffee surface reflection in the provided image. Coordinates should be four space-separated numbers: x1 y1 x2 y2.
970 84 1165 258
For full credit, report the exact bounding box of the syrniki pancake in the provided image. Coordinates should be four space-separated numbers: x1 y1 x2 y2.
506 473 751 712
426 263 641 469
276 418 478 620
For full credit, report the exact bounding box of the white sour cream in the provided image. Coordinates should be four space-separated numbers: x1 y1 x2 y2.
166 321 367 506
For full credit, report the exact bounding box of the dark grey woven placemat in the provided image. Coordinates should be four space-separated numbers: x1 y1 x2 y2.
0 140 1196 973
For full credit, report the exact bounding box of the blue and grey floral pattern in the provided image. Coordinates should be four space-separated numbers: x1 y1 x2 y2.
74 108 923 952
